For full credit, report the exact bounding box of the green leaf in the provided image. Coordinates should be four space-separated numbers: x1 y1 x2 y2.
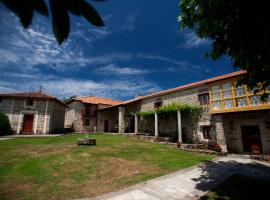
1 0 34 28
49 0 70 44
80 0 104 26
34 0 49 16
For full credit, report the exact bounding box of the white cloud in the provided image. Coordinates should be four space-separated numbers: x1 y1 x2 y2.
0 78 161 100
136 54 206 73
180 32 210 49
0 10 111 72
94 64 150 76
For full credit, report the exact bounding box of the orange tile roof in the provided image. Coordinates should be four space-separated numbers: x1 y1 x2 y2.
72 96 122 106
100 70 247 109
0 92 68 107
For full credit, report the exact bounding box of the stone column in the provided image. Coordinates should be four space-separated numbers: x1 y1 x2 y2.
154 112 158 136
177 110 182 143
134 114 138 134
118 106 125 134
214 115 228 152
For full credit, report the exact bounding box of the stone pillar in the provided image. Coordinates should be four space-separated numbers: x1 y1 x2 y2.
154 112 158 136
214 115 228 152
135 114 138 134
118 106 125 134
177 110 182 143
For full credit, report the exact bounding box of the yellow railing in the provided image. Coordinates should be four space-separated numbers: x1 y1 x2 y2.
209 79 270 113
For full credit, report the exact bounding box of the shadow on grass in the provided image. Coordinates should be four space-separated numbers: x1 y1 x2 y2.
200 173 270 200
191 159 270 193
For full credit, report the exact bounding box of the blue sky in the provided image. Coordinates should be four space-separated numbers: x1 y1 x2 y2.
0 0 234 100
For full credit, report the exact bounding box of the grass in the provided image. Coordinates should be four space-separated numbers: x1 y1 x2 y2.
200 174 270 200
0 133 214 200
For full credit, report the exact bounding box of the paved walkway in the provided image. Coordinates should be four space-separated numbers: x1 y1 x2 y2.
78 156 270 200
0 138 13 141
0 134 64 138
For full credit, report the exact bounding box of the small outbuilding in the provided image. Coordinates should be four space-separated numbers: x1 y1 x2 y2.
0 92 67 134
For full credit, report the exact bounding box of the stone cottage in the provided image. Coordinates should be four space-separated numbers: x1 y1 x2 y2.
0 92 67 134
64 96 122 133
97 71 270 154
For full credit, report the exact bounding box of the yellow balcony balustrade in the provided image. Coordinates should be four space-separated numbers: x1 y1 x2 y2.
209 79 270 113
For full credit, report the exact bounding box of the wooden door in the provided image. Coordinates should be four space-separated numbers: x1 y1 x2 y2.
242 125 262 154
104 120 109 132
22 114 34 134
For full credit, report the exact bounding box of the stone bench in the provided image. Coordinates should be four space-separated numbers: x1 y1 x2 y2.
77 138 96 145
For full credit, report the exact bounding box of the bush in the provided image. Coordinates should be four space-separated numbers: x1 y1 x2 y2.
0 112 12 135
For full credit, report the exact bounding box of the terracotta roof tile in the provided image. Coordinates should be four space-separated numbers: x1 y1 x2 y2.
73 96 122 106
0 92 67 107
0 92 55 99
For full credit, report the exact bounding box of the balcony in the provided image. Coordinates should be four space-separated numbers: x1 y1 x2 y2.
209 81 270 114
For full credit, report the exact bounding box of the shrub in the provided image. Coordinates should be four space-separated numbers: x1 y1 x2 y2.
0 112 12 135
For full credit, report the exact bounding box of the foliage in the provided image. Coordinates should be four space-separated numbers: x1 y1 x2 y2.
0 0 104 44
135 103 205 143
135 103 204 119
178 0 270 92
136 111 155 118
0 112 12 135
157 103 204 116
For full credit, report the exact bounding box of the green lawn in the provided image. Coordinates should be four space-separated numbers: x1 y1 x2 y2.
0 133 214 200
200 174 270 200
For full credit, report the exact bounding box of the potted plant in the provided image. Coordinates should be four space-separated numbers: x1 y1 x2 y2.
213 144 222 152
251 145 260 155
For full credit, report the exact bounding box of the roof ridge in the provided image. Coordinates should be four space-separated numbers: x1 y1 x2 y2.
101 70 247 109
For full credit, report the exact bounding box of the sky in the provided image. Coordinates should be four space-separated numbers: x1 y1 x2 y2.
0 0 235 101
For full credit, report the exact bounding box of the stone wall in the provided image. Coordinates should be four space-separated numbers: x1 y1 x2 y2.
140 87 203 111
219 110 270 154
97 108 118 132
0 97 64 134
51 101 66 132
65 101 113 133
135 85 211 143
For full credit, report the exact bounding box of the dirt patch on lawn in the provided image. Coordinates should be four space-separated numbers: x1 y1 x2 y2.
17 144 77 156
61 157 161 198
0 182 34 198
97 157 159 179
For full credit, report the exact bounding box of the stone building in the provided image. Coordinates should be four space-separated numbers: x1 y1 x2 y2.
98 71 270 154
64 96 122 133
0 92 67 134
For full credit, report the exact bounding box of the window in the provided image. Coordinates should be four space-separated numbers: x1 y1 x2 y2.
250 96 261 106
198 93 209 105
222 83 232 98
211 85 220 93
223 99 233 109
210 80 270 112
84 119 90 126
202 126 211 139
236 97 247 107
154 101 162 109
213 101 221 110
25 99 34 107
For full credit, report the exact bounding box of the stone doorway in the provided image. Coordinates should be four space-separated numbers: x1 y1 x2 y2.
242 125 262 154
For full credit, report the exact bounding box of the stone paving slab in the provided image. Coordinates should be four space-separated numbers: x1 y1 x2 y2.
76 157 270 200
